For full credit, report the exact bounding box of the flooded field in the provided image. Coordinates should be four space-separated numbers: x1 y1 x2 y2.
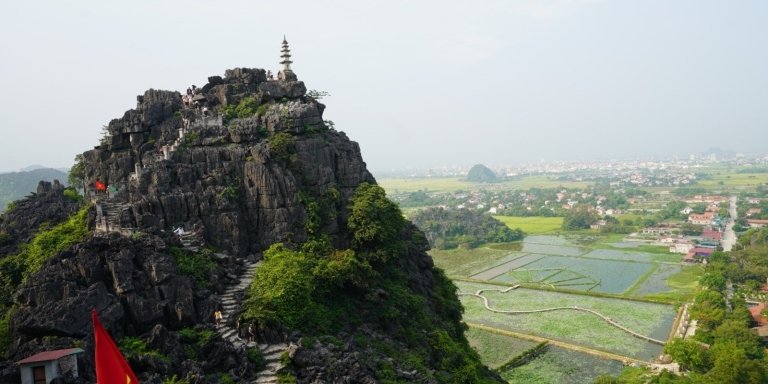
500 346 625 384
458 281 676 360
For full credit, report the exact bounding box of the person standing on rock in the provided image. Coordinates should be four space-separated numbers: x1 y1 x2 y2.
214 309 223 328
248 323 255 343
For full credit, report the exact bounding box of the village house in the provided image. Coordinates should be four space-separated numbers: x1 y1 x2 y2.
670 242 695 254
700 230 722 245
689 212 715 226
16 348 83 384
687 195 727 204
746 208 762 217
590 220 607 230
747 219 768 229
748 198 762 204
680 206 694 215
684 247 714 262
749 303 768 339
643 227 673 236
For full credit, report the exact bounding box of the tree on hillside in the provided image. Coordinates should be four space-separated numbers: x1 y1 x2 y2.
347 183 405 258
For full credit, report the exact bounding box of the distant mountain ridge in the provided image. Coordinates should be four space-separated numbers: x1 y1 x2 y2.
0 168 67 212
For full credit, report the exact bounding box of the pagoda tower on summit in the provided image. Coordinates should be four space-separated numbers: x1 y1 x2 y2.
278 36 297 81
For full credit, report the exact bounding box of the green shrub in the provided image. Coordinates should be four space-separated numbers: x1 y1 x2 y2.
256 104 269 117
219 373 235 384
223 97 260 123
347 183 405 258
269 132 295 161
19 204 90 279
276 373 297 384
62 188 82 202
0 230 11 246
168 247 217 288
163 374 191 384
0 309 13 357
247 348 266 371
119 336 169 362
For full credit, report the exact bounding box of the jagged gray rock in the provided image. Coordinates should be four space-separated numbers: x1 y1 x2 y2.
82 68 373 257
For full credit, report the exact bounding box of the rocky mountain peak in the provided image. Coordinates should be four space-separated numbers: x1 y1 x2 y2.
82 67 373 256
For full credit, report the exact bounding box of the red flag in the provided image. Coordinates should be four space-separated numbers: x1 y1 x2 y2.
92 310 140 384
95 181 106 191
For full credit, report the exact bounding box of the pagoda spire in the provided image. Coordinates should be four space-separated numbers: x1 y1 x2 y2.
280 36 293 72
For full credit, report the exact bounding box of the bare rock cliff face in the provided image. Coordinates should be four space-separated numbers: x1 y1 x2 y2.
82 68 374 256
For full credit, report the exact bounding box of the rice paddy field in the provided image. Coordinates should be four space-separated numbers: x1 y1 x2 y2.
378 176 592 194
429 233 701 381
499 346 625 384
492 216 564 234
458 281 676 360
431 235 701 300
465 327 539 369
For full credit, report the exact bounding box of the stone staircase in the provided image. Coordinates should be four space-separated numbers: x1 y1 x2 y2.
94 198 134 235
178 234 288 382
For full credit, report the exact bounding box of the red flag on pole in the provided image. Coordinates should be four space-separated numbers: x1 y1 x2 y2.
92 309 140 384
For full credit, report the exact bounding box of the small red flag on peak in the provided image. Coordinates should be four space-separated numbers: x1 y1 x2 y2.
92 309 140 384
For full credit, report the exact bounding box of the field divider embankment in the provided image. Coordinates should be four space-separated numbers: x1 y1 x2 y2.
460 287 666 345
465 322 650 366
452 277 677 305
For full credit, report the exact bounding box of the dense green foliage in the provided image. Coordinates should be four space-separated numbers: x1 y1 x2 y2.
68 154 85 188
222 97 261 123
562 205 598 230
347 183 406 256
268 132 295 161
0 168 68 213
119 336 170 362
466 164 496 183
244 183 498 382
0 204 89 356
411 207 524 249
167 246 218 288
178 327 216 359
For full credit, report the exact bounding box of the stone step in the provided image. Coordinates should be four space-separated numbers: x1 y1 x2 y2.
253 377 277 384
262 353 282 363
262 361 282 373
261 343 288 353
219 329 236 339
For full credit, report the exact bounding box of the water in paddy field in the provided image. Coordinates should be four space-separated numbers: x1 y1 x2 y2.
633 264 683 296
501 346 625 384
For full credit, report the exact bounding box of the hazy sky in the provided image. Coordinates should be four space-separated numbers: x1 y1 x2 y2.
1 1 766 174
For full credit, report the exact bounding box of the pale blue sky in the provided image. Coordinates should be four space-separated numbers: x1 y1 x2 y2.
0 0 766 173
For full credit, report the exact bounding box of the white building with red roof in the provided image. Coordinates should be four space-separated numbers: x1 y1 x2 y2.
16 348 83 384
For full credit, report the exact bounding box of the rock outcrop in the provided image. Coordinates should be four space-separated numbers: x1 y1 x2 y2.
1 64 501 384
82 67 372 256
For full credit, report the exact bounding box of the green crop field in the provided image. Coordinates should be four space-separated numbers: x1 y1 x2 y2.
378 176 593 194
493 216 564 234
429 247 524 278
500 346 625 384
465 327 538 369
458 281 675 359
641 265 704 302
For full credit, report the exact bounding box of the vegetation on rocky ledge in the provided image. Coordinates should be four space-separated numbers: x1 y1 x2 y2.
245 183 501 382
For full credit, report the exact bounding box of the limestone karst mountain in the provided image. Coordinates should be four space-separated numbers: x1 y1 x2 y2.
0 48 502 383
466 164 497 183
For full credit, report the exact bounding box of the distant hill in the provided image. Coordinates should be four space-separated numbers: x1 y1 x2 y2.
411 207 523 249
0 168 68 212
466 164 496 182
